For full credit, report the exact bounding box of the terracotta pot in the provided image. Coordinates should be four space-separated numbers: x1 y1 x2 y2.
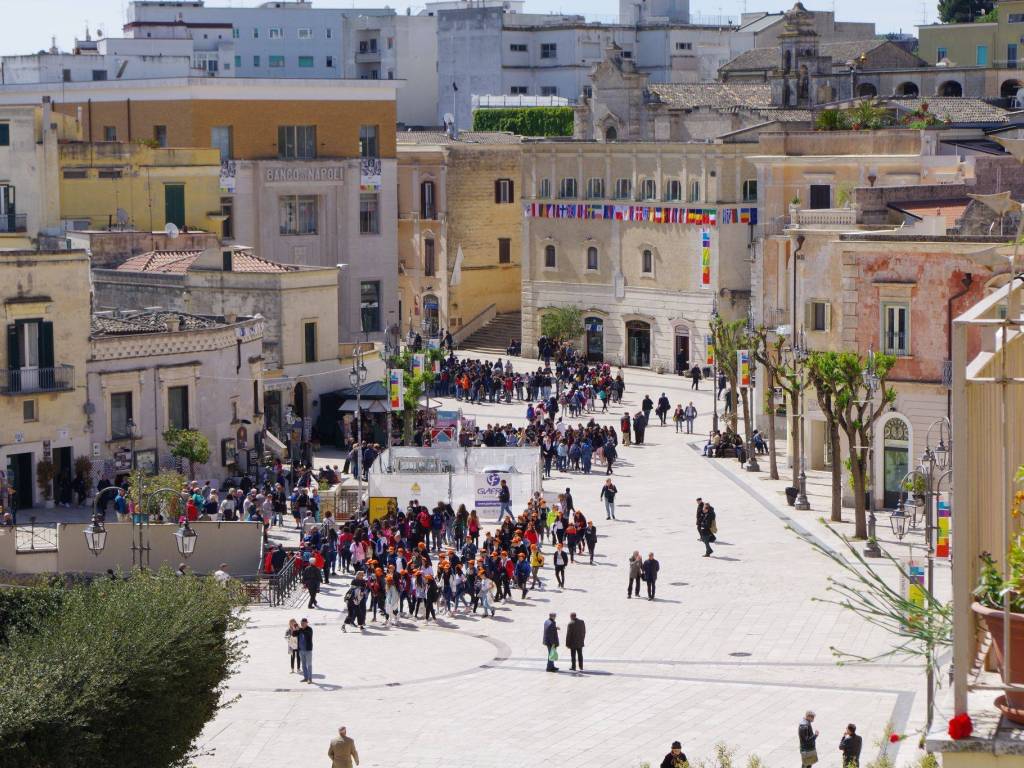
973 601 1024 724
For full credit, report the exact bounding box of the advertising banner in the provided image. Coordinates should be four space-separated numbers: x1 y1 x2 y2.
474 470 504 509
738 349 750 387
412 354 425 377
368 496 398 523
388 369 404 411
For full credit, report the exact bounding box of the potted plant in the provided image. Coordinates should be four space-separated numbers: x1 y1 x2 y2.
973 464 1024 723
902 474 927 505
36 459 56 509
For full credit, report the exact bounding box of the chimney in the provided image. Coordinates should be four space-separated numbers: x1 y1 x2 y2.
164 318 178 333
222 249 233 271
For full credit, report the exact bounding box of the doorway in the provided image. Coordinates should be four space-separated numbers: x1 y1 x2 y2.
164 184 185 228
53 447 72 506
674 331 690 374
8 452 33 511
585 316 604 362
423 294 440 337
882 417 910 509
626 320 651 367
293 382 306 419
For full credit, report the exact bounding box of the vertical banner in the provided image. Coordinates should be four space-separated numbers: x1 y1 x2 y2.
700 227 712 288
936 498 951 558
738 349 750 387
706 336 715 366
432 358 441 375
412 353 425 377
907 558 926 611
388 369 404 411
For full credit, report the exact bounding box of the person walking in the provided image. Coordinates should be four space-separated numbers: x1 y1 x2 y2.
690 363 702 390
839 724 862 767
566 612 586 672
627 550 643 598
603 437 617 475
656 392 670 426
583 520 598 564
641 552 660 600
661 741 689 768
302 558 322 609
683 401 697 434
799 711 819 767
697 501 716 557
328 726 360 768
600 478 618 520
291 618 314 683
552 543 568 588
285 618 300 673
543 612 560 672
620 412 631 446
673 404 685 433
498 479 513 522
529 544 545 589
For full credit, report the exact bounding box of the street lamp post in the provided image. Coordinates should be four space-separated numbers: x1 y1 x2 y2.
863 347 882 558
745 308 760 473
350 344 368 515
711 298 720 434
793 330 810 511
889 416 952 736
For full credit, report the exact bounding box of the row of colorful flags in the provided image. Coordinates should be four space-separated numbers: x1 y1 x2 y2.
523 203 758 226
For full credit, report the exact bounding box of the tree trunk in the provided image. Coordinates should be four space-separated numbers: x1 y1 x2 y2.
403 409 415 445
828 420 842 522
766 387 779 480
740 386 753 458
846 429 868 539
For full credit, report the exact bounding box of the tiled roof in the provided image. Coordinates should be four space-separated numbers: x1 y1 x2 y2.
889 199 970 229
397 130 523 146
116 246 299 274
646 82 774 110
720 39 889 72
885 97 1011 123
91 311 222 337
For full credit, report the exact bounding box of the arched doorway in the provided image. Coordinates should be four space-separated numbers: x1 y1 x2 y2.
626 320 651 367
857 82 877 98
939 80 963 97
895 81 919 97
673 326 690 374
293 382 306 419
1002 79 1023 100
423 293 440 337
605 125 617 142
584 316 604 362
881 416 910 509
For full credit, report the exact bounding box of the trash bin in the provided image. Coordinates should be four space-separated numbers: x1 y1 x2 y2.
785 487 798 507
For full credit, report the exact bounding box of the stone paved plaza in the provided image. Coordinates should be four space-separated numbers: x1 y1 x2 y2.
194 352 934 768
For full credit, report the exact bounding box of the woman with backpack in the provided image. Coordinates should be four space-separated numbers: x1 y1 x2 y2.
286 618 300 673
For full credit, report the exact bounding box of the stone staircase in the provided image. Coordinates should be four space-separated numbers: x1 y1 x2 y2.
459 311 521 353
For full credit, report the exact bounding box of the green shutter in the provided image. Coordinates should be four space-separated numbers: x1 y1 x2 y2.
39 321 54 369
164 184 185 228
6 323 19 370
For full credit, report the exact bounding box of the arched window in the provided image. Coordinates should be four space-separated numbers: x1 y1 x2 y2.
423 237 435 276
586 246 598 270
641 249 653 274
856 82 877 98
420 180 436 219
640 179 657 201
1002 79 1023 99
939 80 963 97
544 244 556 268
605 125 617 141
895 81 919 97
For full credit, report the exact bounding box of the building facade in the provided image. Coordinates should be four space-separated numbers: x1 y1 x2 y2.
397 130 523 339
520 140 756 370
0 250 91 512
87 310 264 483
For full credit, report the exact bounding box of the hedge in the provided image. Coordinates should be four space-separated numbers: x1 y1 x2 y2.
0 571 246 768
472 107 574 137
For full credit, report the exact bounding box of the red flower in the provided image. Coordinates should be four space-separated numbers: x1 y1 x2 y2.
948 713 973 740
888 734 901 743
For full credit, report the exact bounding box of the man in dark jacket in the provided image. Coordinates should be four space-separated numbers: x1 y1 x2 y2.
543 613 560 672
799 711 819 765
565 612 586 671
600 479 618 520
661 741 688 768
641 552 660 600
641 394 654 423
690 364 702 390
656 393 670 425
302 559 322 608
697 501 716 557
291 618 314 683
839 724 862 767
633 412 647 445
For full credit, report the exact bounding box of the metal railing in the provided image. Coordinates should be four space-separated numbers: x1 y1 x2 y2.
0 365 75 395
0 213 27 233
249 553 304 607
15 520 57 552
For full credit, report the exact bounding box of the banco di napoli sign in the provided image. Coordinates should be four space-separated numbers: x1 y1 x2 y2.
265 165 344 183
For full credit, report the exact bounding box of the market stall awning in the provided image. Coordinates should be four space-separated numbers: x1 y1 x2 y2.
338 399 390 414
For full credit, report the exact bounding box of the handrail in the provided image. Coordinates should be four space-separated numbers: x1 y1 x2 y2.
453 303 497 347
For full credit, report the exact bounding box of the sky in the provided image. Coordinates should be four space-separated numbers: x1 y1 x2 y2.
0 0 931 57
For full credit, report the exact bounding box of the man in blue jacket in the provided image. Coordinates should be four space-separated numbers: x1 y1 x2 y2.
543 613 560 672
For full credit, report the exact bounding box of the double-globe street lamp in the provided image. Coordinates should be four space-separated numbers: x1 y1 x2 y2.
84 485 199 564
888 416 952 736
350 345 368 513
863 347 882 558
788 328 810 511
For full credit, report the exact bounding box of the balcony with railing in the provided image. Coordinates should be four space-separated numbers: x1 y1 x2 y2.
0 213 27 233
792 208 858 228
0 365 75 395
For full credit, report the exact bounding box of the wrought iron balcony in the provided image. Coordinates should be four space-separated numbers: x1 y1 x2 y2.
0 213 27 233
0 365 75 394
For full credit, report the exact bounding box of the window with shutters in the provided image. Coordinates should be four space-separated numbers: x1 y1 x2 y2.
420 180 436 219
538 178 551 198
360 125 379 159
742 179 758 202
586 178 605 199
640 179 657 201
424 238 436 276
882 302 910 356
498 237 511 264
168 386 190 429
558 178 577 199
277 125 316 159
110 392 133 439
805 299 831 332
495 178 514 204
586 246 598 271
544 244 556 268
359 192 379 234
303 321 317 362
688 180 701 203
615 178 632 200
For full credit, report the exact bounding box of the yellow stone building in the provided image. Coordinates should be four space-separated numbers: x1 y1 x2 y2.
0 250 91 513
396 131 522 340
59 142 223 234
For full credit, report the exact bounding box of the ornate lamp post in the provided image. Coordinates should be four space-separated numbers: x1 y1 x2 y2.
175 519 198 559
349 345 368 510
711 297 720 434
83 513 107 556
792 328 810 511
863 347 882 558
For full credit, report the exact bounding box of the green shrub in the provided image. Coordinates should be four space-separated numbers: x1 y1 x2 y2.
472 107 573 136
0 570 246 768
